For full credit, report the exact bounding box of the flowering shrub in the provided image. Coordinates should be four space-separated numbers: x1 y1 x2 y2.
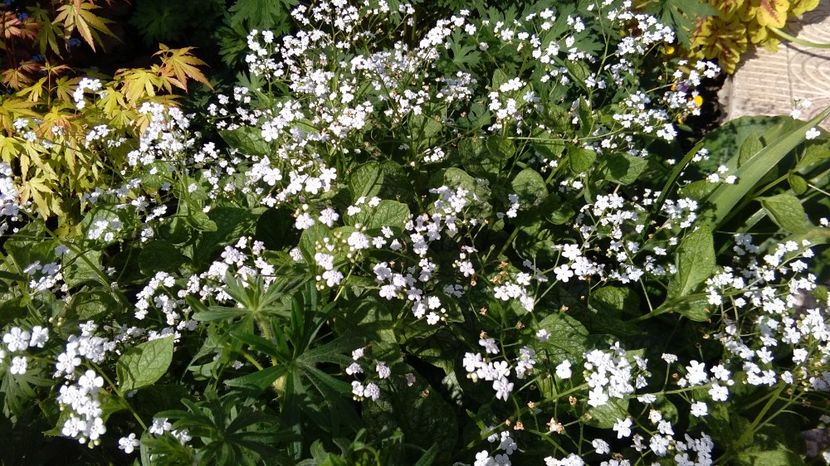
1 0 830 464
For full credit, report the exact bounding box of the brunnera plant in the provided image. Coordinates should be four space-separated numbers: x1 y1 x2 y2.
0 1 829 465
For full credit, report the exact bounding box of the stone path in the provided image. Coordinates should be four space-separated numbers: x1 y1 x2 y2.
723 2 830 129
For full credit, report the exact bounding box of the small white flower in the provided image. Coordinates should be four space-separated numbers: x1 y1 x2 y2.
690 401 708 417
612 417 632 438
376 362 391 379
118 433 140 454
806 127 820 140
10 356 27 375
555 360 572 379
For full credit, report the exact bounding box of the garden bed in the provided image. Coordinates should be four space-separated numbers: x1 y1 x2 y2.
1 1 829 465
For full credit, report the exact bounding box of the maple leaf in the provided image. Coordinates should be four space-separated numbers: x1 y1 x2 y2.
16 77 48 103
1 11 38 42
31 6 64 56
54 0 119 52
115 67 163 103
154 44 212 92
1 62 40 90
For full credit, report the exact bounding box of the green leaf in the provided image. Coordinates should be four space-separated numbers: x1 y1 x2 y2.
511 168 548 206
702 108 830 229
602 154 647 185
672 295 711 322
737 449 804 466
62 249 104 288
219 126 272 155
192 305 250 322
299 224 330 265
668 226 715 299
228 0 297 29
760 193 809 234
188 209 218 232
590 286 641 316
491 69 509 90
116 336 174 392
226 365 287 391
138 241 187 275
347 200 410 231
362 366 457 464
738 133 763 166
70 289 118 319
587 397 629 429
534 312 589 362
349 162 383 201
796 140 830 173
568 147 596 174
787 174 808 195
255 207 297 250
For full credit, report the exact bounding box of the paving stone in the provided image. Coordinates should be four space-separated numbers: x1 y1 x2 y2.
723 3 830 129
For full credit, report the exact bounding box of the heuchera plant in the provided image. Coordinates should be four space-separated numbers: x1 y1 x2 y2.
0 1 829 465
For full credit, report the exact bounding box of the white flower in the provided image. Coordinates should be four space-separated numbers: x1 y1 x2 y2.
351 381 365 399
554 264 574 282
294 213 315 230
376 362 391 379
709 383 729 402
10 356 27 375
612 417 632 438
347 231 370 250
555 360 572 379
592 438 610 454
3 327 31 352
805 127 820 140
149 418 172 435
29 326 49 348
364 382 381 400
318 208 339 227
690 401 708 417
118 433 140 454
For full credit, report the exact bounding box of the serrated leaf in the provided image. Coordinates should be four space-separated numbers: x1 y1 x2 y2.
116 336 174 392
760 193 809 234
155 44 212 91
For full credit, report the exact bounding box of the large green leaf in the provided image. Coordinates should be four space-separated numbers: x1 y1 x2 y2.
219 126 271 155
511 168 548 206
668 226 715 299
346 200 410 231
568 147 596 174
138 240 188 275
534 312 589 362
759 193 810 234
116 336 174 392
